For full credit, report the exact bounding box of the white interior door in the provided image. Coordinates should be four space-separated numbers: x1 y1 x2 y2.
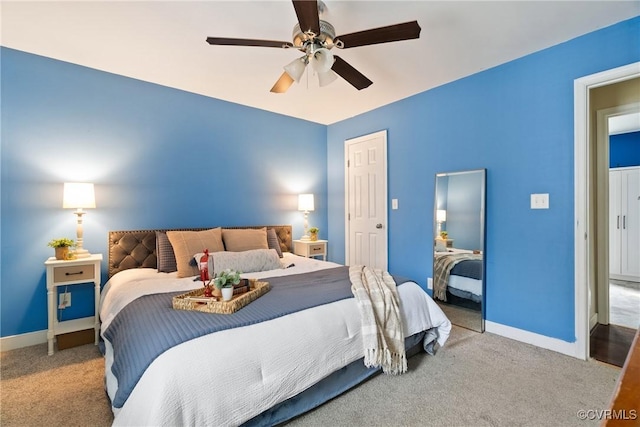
345 130 388 270
609 170 622 277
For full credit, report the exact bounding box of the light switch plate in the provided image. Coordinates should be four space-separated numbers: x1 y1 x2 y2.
531 193 549 209
391 199 398 210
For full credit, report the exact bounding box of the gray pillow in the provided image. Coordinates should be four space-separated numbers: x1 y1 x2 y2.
156 231 177 273
267 228 283 258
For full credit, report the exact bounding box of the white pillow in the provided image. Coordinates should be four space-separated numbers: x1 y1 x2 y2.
194 249 282 275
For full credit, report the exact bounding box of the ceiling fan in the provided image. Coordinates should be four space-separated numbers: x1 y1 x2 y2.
206 0 421 93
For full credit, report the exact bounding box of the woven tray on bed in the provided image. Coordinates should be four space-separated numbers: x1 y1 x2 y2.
172 279 270 314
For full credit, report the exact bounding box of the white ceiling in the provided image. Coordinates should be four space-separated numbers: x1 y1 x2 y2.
610 112 640 135
2 1 639 125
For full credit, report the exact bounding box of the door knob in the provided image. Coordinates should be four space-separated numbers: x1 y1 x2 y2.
376 223 383 229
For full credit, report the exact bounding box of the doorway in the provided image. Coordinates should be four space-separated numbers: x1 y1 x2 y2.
590 106 640 367
574 63 640 362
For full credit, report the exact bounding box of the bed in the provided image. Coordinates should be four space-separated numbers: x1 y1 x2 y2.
100 225 451 426
433 249 483 310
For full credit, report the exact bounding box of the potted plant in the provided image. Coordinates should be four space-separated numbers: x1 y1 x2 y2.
214 269 242 301
308 227 319 241
48 238 76 260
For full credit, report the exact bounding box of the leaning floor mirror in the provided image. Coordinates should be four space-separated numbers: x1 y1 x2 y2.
433 169 486 332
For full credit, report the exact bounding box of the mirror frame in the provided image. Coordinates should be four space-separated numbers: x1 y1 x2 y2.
433 168 486 332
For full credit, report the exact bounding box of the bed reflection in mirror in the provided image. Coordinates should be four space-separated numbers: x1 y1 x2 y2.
433 169 486 332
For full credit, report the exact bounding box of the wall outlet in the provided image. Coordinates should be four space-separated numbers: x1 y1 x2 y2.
58 292 71 309
427 278 433 290
531 193 549 209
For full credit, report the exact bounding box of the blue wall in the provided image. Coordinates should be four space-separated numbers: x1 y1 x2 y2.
610 131 640 168
327 16 640 342
0 48 327 338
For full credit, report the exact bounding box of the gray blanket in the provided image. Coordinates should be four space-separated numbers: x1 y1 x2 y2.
104 267 410 409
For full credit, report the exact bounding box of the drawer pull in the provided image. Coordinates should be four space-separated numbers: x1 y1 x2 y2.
65 270 84 276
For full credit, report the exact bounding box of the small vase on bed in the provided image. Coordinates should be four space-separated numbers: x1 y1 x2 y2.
221 287 234 301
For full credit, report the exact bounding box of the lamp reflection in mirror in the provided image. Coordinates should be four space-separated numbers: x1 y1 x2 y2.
436 209 447 234
63 182 95 258
298 193 315 240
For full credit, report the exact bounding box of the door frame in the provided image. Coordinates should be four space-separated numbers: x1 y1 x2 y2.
574 62 640 360
595 103 640 327
344 130 388 268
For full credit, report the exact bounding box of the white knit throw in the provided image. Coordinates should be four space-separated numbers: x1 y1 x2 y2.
349 265 407 375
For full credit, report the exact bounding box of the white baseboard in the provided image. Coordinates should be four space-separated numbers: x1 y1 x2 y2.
0 330 47 352
485 320 581 359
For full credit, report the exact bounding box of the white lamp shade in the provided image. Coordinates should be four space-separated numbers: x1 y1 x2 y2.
317 70 338 87
311 48 334 74
63 183 96 209
284 57 307 83
298 194 315 212
436 209 447 222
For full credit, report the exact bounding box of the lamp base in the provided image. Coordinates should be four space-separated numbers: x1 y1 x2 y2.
73 248 91 258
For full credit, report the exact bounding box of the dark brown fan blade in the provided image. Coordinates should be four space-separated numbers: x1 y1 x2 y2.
270 72 295 93
331 56 372 90
206 37 293 49
292 0 320 35
335 21 421 49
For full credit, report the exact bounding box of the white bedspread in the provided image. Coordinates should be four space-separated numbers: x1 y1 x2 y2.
100 253 451 426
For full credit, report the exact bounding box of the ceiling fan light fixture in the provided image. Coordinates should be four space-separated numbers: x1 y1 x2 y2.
317 69 338 87
311 47 334 74
284 56 308 82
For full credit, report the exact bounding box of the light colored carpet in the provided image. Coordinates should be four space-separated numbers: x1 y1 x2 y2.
0 342 112 426
1 326 621 427
286 327 621 426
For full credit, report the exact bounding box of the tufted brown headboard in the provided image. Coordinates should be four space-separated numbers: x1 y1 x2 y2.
108 225 292 278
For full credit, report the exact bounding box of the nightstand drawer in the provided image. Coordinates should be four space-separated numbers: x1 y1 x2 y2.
309 244 325 254
53 265 95 283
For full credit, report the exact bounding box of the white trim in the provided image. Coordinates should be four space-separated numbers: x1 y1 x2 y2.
485 321 578 358
574 62 640 361
0 330 48 352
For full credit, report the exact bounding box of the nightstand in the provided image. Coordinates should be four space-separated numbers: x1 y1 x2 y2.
44 254 102 355
293 239 328 261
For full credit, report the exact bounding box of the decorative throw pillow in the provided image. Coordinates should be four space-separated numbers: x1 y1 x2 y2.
194 249 282 275
222 227 269 252
266 228 283 258
167 228 224 278
156 231 177 273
